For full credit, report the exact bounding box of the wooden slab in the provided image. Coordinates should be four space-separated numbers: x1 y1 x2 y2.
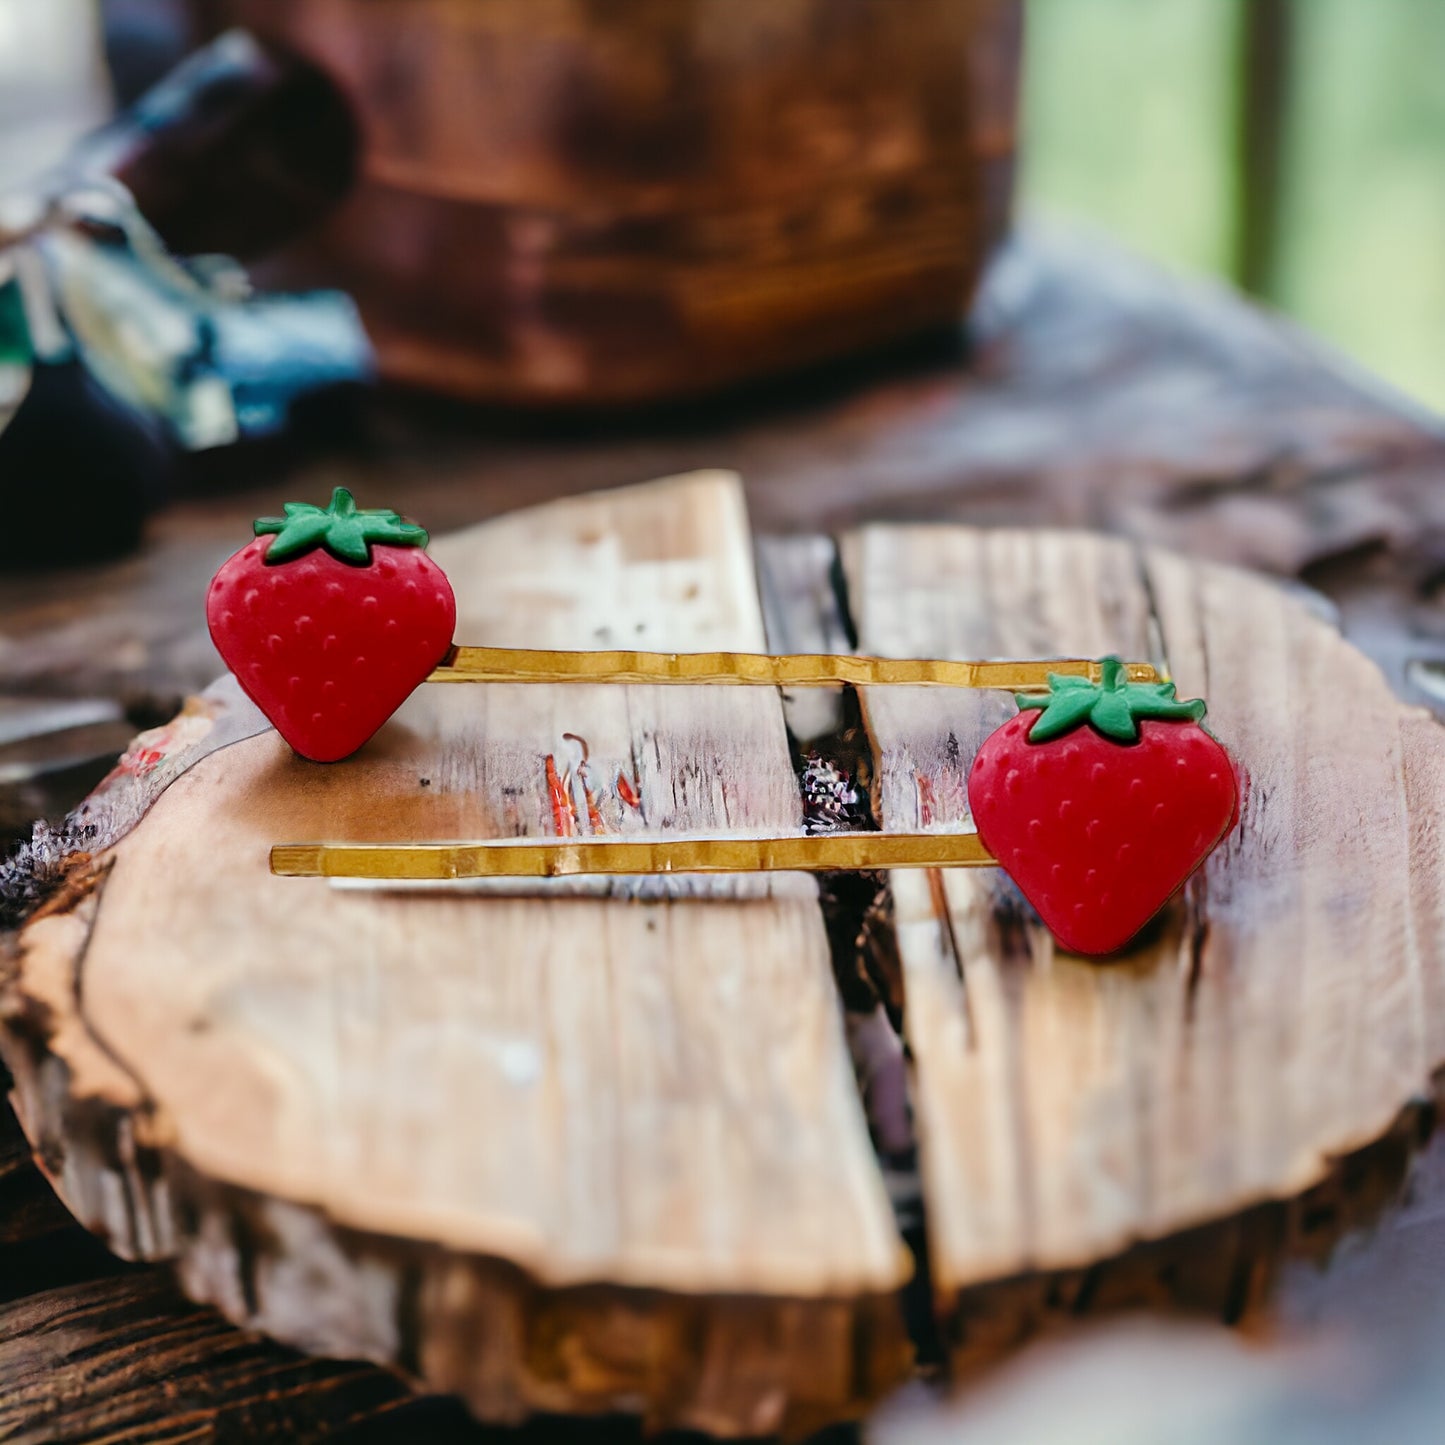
14 487 1445 1431
840 525 1445 1327
1 474 909 1438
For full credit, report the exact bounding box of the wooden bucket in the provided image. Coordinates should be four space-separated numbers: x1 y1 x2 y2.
180 0 1021 405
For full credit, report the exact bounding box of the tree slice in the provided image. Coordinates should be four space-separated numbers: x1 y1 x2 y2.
839 525 1445 1333
13 491 1444 1427
0 473 910 1438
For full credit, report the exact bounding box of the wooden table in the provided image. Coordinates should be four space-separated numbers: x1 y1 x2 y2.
4 229 1445 1442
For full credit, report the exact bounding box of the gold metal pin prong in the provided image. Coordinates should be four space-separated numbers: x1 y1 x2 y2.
271 831 997 881
428 649 1159 690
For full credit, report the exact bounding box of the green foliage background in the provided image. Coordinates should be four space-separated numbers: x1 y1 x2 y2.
1023 0 1445 411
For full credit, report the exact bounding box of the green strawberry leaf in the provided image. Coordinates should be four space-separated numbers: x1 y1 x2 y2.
1016 687 1097 739
1089 690 1139 742
1019 655 1208 745
255 487 429 565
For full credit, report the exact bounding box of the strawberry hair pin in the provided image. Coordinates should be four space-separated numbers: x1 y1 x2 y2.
968 658 1238 955
209 492 1240 956
208 488 457 763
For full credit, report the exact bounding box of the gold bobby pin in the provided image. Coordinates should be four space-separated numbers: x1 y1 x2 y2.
271 652 1160 882
272 831 996 881
429 649 1159 690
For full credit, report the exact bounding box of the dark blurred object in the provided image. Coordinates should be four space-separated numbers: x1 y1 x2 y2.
157 0 1020 406
76 28 359 261
0 354 172 565
0 169 371 565
0 19 380 564
41 199 374 449
102 0 194 107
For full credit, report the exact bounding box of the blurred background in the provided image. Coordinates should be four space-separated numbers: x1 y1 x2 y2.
0 0 1441 587
1025 0 1445 412
4 0 1442 410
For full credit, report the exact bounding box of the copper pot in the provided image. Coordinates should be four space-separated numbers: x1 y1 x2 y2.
134 0 1021 405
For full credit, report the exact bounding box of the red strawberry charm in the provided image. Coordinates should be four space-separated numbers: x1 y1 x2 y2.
207 488 456 762
967 658 1239 956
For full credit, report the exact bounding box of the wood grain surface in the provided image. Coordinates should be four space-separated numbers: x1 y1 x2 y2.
841 526 1445 1324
